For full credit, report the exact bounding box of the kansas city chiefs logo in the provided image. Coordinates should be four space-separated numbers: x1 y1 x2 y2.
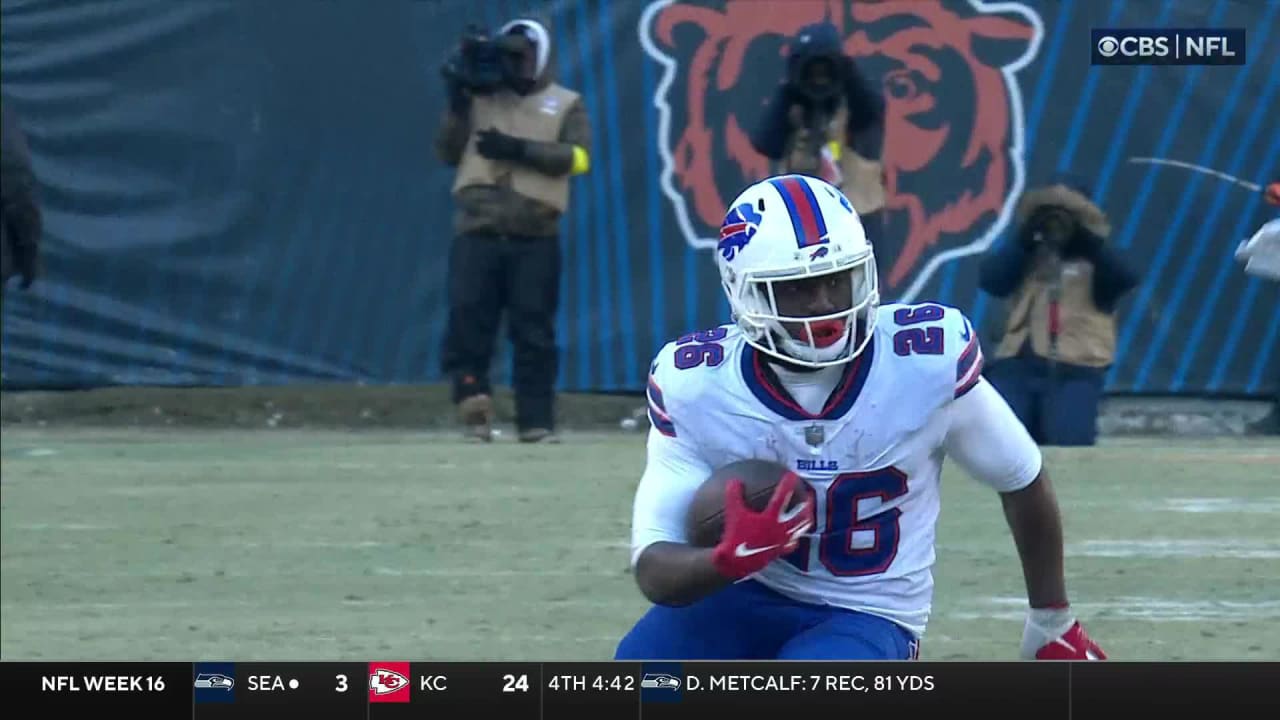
369 668 408 695
639 0 1044 301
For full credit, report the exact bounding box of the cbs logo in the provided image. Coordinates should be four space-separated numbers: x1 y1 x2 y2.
1096 35 1170 57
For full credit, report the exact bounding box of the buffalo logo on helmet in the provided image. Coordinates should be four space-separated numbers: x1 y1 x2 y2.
718 201 763 261
639 0 1043 301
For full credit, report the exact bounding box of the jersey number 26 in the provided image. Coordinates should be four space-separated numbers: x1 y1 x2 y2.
784 468 909 576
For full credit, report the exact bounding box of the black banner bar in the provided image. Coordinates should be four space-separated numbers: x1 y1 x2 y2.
541 662 642 720
3 661 1276 718
0 662 191 714
639 662 1068 718
368 662 541 719
193 663 366 720
1071 662 1278 719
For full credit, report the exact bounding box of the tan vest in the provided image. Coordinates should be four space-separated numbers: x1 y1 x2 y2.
781 101 885 214
453 83 580 212
994 253 1118 368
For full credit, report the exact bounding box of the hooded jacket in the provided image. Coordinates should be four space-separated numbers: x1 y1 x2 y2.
435 16 590 238
980 180 1139 369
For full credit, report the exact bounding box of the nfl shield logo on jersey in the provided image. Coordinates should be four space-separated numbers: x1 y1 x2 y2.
804 424 825 448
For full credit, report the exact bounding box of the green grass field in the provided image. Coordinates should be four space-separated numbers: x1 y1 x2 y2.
2 428 1277 661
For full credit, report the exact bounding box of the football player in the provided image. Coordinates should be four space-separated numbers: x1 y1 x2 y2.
1236 180 1280 281
615 174 1105 661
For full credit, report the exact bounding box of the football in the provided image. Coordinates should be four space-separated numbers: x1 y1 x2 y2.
686 458 807 547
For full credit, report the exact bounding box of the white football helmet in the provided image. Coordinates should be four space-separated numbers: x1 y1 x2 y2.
716 174 879 368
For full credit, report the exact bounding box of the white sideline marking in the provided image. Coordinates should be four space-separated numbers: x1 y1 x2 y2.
1139 497 1280 514
372 567 622 578
0 566 629 579
1 600 247 611
3 596 634 611
214 538 629 550
222 540 395 550
1070 539 1280 559
14 523 119 531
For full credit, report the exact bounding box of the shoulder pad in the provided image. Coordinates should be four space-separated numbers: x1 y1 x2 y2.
876 302 984 399
646 325 739 437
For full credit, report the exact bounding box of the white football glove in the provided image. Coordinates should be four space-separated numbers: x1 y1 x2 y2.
1020 606 1107 660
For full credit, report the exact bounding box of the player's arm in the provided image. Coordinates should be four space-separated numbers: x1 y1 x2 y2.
515 99 591 177
634 545 730 607
632 446 811 606
943 378 1106 660
630 372 811 606
999 473 1066 609
629 426 734 607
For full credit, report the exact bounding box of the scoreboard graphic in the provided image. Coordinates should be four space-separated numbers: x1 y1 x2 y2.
2 660 1275 718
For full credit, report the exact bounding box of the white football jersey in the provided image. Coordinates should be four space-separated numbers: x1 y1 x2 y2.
631 302 1042 637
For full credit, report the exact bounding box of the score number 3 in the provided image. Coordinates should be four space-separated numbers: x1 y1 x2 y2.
335 674 348 692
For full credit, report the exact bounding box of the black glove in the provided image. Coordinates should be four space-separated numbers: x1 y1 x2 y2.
1018 222 1041 250
441 65 471 115
4 211 42 289
475 127 527 162
446 80 471 115
14 240 38 289
440 48 471 115
1063 228 1104 260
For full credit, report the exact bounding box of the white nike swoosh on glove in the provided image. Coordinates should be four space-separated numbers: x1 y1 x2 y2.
734 542 782 557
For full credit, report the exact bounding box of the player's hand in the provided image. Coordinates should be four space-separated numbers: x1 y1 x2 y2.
1020 606 1106 660
710 472 814 580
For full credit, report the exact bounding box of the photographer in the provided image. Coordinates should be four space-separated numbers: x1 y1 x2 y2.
979 177 1139 447
2 100 42 318
434 16 590 444
749 22 885 224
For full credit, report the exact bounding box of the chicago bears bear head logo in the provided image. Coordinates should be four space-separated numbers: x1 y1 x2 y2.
639 0 1043 301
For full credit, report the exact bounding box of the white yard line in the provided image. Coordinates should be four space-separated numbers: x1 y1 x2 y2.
1137 497 1280 514
1069 538 1280 559
2 596 635 611
10 523 121 531
952 596 1280 622
371 567 622 578
212 539 630 550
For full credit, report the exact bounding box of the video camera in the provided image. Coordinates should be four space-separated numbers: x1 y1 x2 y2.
789 54 845 104
442 26 510 95
1025 205 1078 252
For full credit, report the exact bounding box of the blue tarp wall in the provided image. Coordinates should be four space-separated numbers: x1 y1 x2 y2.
2 0 1276 395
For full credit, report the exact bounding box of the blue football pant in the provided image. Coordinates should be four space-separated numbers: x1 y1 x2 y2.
614 580 918 660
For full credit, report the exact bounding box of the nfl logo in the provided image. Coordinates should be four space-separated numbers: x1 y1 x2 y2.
804 424 825 448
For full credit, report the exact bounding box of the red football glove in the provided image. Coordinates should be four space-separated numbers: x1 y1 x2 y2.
1265 181 1279 207
1020 606 1107 660
710 472 815 580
